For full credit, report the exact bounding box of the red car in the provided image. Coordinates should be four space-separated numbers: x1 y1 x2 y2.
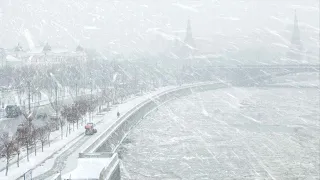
85 123 97 135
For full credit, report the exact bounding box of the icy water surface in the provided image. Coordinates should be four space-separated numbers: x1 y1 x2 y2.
119 87 320 179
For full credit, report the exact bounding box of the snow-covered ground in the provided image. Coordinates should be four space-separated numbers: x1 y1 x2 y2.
61 158 112 180
1 72 316 179
0 88 100 134
0 90 105 179
20 86 176 180
119 86 319 179
0 86 175 180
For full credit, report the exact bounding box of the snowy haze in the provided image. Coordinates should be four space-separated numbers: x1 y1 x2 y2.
120 87 320 179
0 0 319 179
0 0 319 56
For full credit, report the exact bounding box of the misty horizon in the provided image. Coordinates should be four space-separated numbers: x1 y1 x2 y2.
0 0 318 57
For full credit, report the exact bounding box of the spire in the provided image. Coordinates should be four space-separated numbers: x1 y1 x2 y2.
175 18 197 65
291 10 301 45
294 9 298 25
14 43 23 52
76 44 84 52
287 10 303 61
43 43 51 51
184 18 195 48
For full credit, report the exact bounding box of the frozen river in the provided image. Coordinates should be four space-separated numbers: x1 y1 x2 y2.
119 87 319 179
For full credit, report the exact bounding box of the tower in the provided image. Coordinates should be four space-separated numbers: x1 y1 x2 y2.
184 19 196 49
173 33 180 49
287 10 304 61
179 19 196 63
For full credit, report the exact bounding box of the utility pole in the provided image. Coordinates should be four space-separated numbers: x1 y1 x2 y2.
90 82 93 122
90 83 93 100
134 67 137 92
27 81 31 114
75 83 78 97
55 85 58 117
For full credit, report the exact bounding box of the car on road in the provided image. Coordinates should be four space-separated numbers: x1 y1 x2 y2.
85 122 97 135
5 105 22 118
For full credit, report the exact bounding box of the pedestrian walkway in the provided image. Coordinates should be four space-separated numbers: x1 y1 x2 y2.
0 86 174 180
0 89 102 173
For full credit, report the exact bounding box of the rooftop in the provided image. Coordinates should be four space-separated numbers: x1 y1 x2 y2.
61 158 111 180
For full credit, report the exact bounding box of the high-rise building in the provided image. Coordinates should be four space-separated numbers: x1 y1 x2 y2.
287 10 304 61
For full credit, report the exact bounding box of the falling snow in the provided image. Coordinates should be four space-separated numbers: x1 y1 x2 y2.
0 0 319 179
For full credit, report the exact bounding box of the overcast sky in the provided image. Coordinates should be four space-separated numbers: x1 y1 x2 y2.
0 0 318 55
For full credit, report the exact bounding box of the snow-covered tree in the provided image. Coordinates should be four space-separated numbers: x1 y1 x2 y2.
0 132 15 176
37 126 49 152
16 119 33 162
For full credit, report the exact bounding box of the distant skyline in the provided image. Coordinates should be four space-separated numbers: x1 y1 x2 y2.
0 0 318 56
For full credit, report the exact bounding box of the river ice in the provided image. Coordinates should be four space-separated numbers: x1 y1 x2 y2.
119 87 319 179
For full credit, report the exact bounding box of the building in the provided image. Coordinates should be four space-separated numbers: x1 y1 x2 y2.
180 19 196 60
173 19 197 66
5 55 23 67
2 44 87 67
286 10 304 62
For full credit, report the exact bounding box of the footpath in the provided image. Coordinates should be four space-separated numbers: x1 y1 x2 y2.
0 89 100 174
0 86 174 180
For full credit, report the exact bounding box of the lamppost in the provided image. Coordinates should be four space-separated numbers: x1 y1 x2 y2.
0 48 5 68
75 83 78 97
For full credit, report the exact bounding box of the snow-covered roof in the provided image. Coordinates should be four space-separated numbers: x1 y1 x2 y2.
51 47 69 54
28 47 43 54
28 46 69 54
62 158 111 180
6 55 22 62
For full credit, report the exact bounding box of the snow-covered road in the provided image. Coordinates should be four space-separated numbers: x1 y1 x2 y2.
19 74 318 179
32 135 91 180
119 87 319 179
28 86 176 180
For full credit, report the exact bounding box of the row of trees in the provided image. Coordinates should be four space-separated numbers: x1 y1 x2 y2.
3 90 139 176
0 58 154 175
61 97 98 134
0 115 52 176
0 47 214 176
0 57 170 92
0 88 116 176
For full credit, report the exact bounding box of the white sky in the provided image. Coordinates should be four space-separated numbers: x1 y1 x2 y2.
0 0 318 55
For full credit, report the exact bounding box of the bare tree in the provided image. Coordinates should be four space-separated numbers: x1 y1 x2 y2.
61 105 79 134
45 124 53 147
42 72 65 140
101 89 112 110
118 87 128 103
46 85 64 140
32 126 39 156
16 120 33 162
75 99 89 128
0 132 15 176
61 105 70 136
13 136 21 167
37 126 49 152
70 105 81 131
87 98 98 123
